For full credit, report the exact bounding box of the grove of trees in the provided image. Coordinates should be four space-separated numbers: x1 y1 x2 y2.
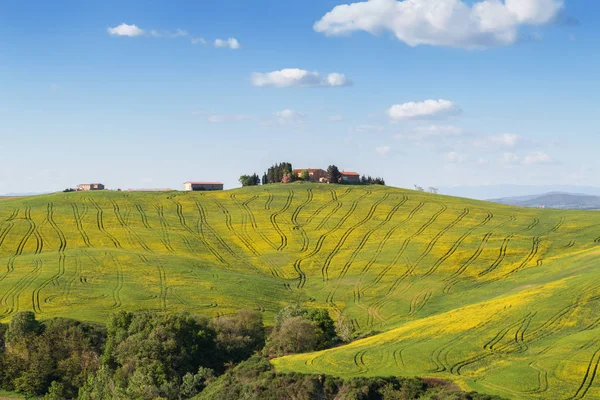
0 309 505 399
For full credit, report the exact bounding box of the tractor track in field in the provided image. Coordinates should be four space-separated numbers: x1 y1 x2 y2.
477 234 513 277
325 193 399 303
88 198 122 249
30 205 69 315
315 189 354 231
322 191 385 285
366 204 448 321
232 194 278 250
270 190 294 251
443 215 516 292
172 199 228 261
291 189 313 252
0 208 19 249
302 189 337 227
0 258 43 317
264 192 274 210
291 191 368 289
500 216 567 280
139 254 167 311
524 217 540 231
108 252 123 309
111 199 152 252
195 200 263 274
371 204 448 287
135 204 152 229
214 200 261 257
71 203 93 247
443 232 493 293
0 207 42 283
571 345 600 399
502 236 541 278
353 350 369 373
376 206 468 303
354 200 423 320
153 204 176 253
421 211 493 279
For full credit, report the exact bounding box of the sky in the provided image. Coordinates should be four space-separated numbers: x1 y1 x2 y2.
0 0 599 195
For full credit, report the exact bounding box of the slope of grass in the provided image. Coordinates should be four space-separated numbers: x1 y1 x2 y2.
0 183 599 398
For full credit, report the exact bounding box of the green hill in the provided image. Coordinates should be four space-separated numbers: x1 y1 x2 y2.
0 183 599 399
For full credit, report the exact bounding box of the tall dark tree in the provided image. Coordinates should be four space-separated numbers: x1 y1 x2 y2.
261 173 268 185
327 165 341 184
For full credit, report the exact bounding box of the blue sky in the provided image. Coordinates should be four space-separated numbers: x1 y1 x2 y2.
0 0 598 194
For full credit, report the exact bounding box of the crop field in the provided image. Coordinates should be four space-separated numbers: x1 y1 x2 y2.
0 183 599 398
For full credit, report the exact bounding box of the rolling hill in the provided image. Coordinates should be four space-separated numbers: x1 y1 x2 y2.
0 183 599 399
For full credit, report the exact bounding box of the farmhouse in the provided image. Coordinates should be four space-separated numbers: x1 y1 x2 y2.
77 183 105 191
184 182 224 191
340 172 360 184
292 168 327 182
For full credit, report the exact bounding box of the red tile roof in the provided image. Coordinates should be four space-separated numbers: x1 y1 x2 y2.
292 168 326 173
340 172 360 176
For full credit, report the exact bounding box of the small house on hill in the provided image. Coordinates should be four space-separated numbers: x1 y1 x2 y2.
184 182 224 191
292 168 327 182
340 172 360 184
77 183 105 191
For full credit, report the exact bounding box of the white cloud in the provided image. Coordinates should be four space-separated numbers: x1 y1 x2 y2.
107 23 144 37
387 99 460 120
251 69 352 88
150 29 188 38
314 0 563 49
329 114 344 121
214 38 240 49
192 37 207 45
275 109 305 119
522 151 553 165
447 151 468 163
376 146 391 155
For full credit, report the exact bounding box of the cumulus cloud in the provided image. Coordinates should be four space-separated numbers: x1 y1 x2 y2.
503 152 520 164
376 146 391 155
251 69 352 88
107 23 145 37
192 37 207 45
387 99 461 120
214 38 240 49
314 0 564 49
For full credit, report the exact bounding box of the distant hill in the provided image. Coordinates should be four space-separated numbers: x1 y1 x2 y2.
440 184 600 200
490 192 600 209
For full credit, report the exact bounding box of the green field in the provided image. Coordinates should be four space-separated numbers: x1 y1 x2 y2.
0 183 599 398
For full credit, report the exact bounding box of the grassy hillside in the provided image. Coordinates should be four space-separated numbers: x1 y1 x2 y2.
0 183 599 398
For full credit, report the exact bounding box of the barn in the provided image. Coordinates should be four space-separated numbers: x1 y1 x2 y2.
183 182 224 191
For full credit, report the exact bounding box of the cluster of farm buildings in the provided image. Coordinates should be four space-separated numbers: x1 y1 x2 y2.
75 167 360 193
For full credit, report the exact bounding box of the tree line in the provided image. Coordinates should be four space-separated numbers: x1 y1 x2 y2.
0 309 504 399
239 162 385 187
